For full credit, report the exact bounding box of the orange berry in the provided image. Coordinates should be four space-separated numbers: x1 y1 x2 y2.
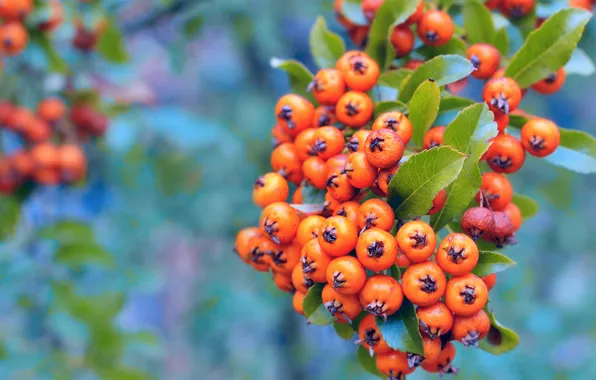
404 59 424 70
0 21 28 56
467 43 501 79
346 129 371 153
483 77 523 115
334 201 360 226
520 118 560 157
234 227 263 263
0 0 33 20
481 273 497 291
416 301 454 339
31 142 60 185
272 124 293 147
340 53 380 92
376 350 414 379
302 156 327 190
503 203 522 231
361 0 384 21
326 256 367 295
371 111 413 145
312 105 337 127
421 342 458 375
376 164 399 195
356 228 398 272
296 215 326 246
349 26 370 48
312 68 346 105
402 261 446 306
318 215 358 257
484 134 526 173
359 274 404 317
358 314 392 355
37 98 66 124
58 144 87 182
314 126 345 160
569 0 592 11
451 309 491 347
358 198 395 233
322 191 341 216
301 239 332 283
245 235 275 272
292 186 303 204
253 172 289 208
336 50 367 73
292 263 314 294
531 68 566 94
423 126 445 149
406 1 425 24
336 91 374 128
259 202 301 244
396 221 437 263
269 242 302 274
476 172 513 211
390 26 415 58
436 233 479 276
326 154 348 173
326 169 359 202
408 335 442 368
294 128 317 162
417 10 454 46
495 112 510 133
273 271 295 293
343 152 377 189
293 291 305 315
428 189 447 215
270 143 303 185
321 284 363 323
395 249 412 267
445 273 488 317
500 0 535 18
364 128 404 169
275 94 315 137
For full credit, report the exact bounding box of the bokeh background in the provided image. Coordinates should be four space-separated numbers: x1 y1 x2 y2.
3 0 596 379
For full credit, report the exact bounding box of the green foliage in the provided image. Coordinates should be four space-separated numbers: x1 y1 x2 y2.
183 15 204 38
270 58 314 100
479 309 520 354
493 27 509 56
388 147 467 219
438 96 474 113
378 69 412 93
0 195 21 240
30 30 69 73
98 19 130 63
543 128 596 174
390 264 401 280
309 17 346 69
431 104 497 231
54 242 115 269
301 182 326 204
463 0 496 44
417 38 468 58
398 55 475 102
341 0 367 26
376 300 424 355
505 8 592 87
356 345 384 377
408 79 440 148
374 100 408 116
472 251 517 277
303 283 334 325
512 193 539 219
333 322 355 340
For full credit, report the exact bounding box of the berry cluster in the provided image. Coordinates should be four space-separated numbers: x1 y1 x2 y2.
0 98 108 191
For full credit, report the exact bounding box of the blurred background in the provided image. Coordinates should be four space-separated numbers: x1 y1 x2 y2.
2 0 596 379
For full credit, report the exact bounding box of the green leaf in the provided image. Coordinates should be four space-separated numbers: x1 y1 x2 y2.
341 0 368 26
409 79 440 148
65 89 101 107
38 220 95 245
416 38 467 59
357 346 384 378
493 27 509 57
0 195 20 240
54 242 115 269
270 58 314 100
504 8 592 88
97 19 129 63
308 304 335 325
365 0 419 69
431 104 497 231
30 31 69 73
398 55 475 102
303 283 324 316
374 100 408 117
479 309 520 354
309 16 346 69
471 251 516 277
463 0 496 44
376 300 424 355
565 48 595 76
543 128 596 174
334 322 355 340
508 114 528 129
300 182 326 204
511 193 538 219
390 264 401 280
439 96 474 113
183 15 204 38
378 69 413 92
388 147 466 219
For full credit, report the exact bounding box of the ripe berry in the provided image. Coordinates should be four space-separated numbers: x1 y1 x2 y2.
349 26 369 48
326 169 359 202
357 314 392 355
313 105 337 127
532 68 566 95
334 201 360 226
293 291 306 315
323 192 341 216
445 273 488 317
483 77 523 115
476 172 513 211
271 143 303 185
484 211 515 248
482 273 497 291
296 215 326 246
322 284 363 323
359 274 404 318
58 144 87 182
343 152 377 189
408 335 442 369
292 263 314 293
326 154 348 174
0 0 33 20
569 0 592 11
376 350 415 379
38 98 66 124
402 261 446 306
269 242 302 274
396 220 437 263
326 256 367 295
336 91 374 128
406 1 425 24
417 10 454 47
372 111 413 145
428 189 447 215
423 126 446 149
467 43 501 79
259 202 301 244
395 249 412 267
421 342 458 375
301 239 332 282
436 233 479 276
356 228 398 272
358 198 395 233
273 271 295 293
346 129 371 153
364 129 404 169
319 215 358 257
314 126 345 160
235 227 263 263
336 51 367 73
500 0 535 18
23 118 52 143
503 202 522 231
376 164 399 195
10 150 34 181
275 94 315 136
416 301 454 340
495 112 510 133
302 156 328 189
340 53 380 92
461 207 496 241
293 128 317 162
245 236 275 272
312 69 346 105
520 118 560 157
0 21 28 56
484 134 526 173
390 26 415 58
485 0 501 9
361 0 384 21
451 309 491 347
253 172 289 208
31 142 60 185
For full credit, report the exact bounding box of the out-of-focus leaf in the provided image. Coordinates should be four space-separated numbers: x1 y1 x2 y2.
357 345 384 377
0 195 21 240
183 15 204 38
463 0 496 44
512 193 538 219
270 58 314 100
334 322 355 340
54 242 115 269
479 309 520 354
98 19 129 63
309 16 346 69
472 251 516 277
